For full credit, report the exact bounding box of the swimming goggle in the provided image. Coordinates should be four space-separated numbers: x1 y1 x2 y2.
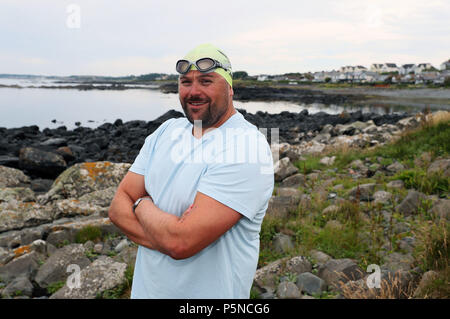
176 58 232 75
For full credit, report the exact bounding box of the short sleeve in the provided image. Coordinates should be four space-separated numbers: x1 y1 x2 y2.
129 119 175 175
197 137 274 221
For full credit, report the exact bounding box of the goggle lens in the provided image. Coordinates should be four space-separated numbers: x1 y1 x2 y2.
196 58 215 71
176 60 191 74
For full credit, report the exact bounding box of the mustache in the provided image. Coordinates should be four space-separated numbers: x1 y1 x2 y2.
185 96 210 103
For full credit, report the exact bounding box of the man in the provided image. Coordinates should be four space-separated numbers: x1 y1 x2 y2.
108 43 274 298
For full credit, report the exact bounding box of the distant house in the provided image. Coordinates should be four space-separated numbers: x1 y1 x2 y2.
370 64 384 73
341 65 367 73
417 72 439 83
414 63 434 74
440 59 450 71
361 71 379 83
257 75 269 81
399 64 416 75
381 63 399 73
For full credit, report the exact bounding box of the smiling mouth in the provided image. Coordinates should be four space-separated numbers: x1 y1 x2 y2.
187 101 209 109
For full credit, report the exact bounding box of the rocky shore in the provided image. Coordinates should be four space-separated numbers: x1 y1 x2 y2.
0 109 448 299
0 108 409 180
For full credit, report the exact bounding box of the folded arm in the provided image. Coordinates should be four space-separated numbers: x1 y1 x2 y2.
108 171 242 259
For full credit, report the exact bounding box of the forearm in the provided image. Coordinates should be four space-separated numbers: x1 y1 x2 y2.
134 200 185 258
108 191 156 250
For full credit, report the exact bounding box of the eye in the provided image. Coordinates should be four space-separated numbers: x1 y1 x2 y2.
201 79 212 85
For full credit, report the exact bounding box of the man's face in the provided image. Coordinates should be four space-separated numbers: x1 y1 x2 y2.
178 70 233 128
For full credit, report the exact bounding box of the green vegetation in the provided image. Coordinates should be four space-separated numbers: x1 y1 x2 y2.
75 226 103 244
257 115 449 298
96 265 134 299
47 281 65 295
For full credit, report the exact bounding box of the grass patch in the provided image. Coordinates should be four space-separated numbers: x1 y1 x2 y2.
393 169 449 195
75 226 103 244
47 281 65 295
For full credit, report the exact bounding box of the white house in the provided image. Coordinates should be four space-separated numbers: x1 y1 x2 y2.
440 59 450 71
414 63 434 74
257 75 269 81
399 64 416 75
381 63 399 73
370 64 384 73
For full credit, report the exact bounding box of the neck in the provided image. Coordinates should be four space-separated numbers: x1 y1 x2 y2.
192 104 236 138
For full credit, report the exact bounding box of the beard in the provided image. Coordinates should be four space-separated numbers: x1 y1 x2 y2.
181 95 229 129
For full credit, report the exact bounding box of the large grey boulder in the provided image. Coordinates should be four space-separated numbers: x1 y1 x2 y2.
276 281 301 299
296 272 327 295
19 147 67 179
317 258 364 290
49 256 127 299
35 244 91 289
0 251 44 284
0 165 30 188
0 201 53 233
38 161 130 204
1 276 34 298
274 157 298 182
0 187 36 203
285 256 312 275
396 190 428 216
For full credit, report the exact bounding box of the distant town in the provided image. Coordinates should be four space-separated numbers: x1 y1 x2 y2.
253 59 450 86
1 58 449 87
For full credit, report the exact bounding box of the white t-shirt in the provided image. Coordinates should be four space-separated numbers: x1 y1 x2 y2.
129 111 274 298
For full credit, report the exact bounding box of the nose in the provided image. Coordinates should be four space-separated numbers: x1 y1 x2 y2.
188 80 203 97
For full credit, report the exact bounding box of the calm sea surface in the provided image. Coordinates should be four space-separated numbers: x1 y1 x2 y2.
0 78 422 130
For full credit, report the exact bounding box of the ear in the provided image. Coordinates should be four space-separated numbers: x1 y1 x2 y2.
229 85 234 97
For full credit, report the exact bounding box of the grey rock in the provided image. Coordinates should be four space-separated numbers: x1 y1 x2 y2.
296 272 327 295
319 156 336 166
0 247 14 265
381 252 414 272
413 270 439 298
393 222 411 235
276 281 301 299
77 186 117 208
310 250 332 265
266 196 299 219
276 187 302 199
398 236 416 254
0 201 53 233
19 147 67 179
317 258 364 290
427 158 450 178
50 256 127 299
93 243 103 254
274 157 299 182
373 191 392 205
113 246 137 267
40 138 67 147
38 162 130 204
83 240 95 251
285 256 312 275
396 190 428 216
1 276 34 298
0 187 36 202
431 199 450 220
347 183 377 201
254 258 289 291
279 173 306 188
30 239 47 255
0 165 31 188
46 230 74 247
386 180 405 189
386 162 405 174
0 251 43 283
35 244 91 288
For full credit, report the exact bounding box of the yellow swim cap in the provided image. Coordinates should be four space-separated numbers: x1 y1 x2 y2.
182 43 233 87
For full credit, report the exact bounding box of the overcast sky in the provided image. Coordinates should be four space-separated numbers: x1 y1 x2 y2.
1 0 449 76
